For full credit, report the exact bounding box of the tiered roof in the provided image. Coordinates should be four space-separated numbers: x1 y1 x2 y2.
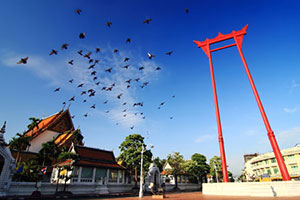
58 145 125 170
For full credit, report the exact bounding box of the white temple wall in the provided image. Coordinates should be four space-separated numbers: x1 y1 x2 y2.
28 130 60 153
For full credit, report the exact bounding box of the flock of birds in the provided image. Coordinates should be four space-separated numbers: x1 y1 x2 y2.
17 8 190 130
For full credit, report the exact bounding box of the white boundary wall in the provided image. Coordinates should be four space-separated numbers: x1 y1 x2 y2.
7 182 199 197
203 182 300 197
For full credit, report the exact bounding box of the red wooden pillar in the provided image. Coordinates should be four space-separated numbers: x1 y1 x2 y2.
194 25 291 181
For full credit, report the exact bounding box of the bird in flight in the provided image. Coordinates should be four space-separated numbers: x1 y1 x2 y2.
124 57 130 62
71 115 75 119
54 88 60 92
105 68 112 73
170 116 173 119
106 21 112 27
135 78 140 82
75 9 82 15
144 18 152 24
69 96 75 101
123 65 130 69
147 52 155 59
125 79 131 84
81 91 86 95
126 38 131 43
130 126 134 130
96 48 101 53
104 100 108 104
185 8 189 14
95 81 100 86
139 66 144 70
165 51 173 56
172 95 175 98
91 71 96 76
83 113 88 117
123 102 127 105
79 33 86 39
117 93 123 99
88 64 95 69
155 67 161 71
113 49 119 53
77 83 84 88
49 49 58 55
83 99 87 103
77 50 83 56
68 79 73 83
91 104 96 109
89 59 94 63
17 57 29 64
68 60 74 65
61 43 69 50
84 52 92 59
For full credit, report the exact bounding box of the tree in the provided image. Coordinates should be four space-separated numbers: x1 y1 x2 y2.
9 132 32 166
13 159 40 182
27 117 41 131
72 129 84 145
187 153 210 184
38 140 61 167
209 156 222 182
118 134 153 185
167 152 185 190
154 157 166 172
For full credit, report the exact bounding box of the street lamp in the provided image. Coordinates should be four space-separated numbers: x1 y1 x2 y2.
139 144 154 198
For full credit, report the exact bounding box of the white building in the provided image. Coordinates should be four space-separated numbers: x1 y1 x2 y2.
244 144 300 181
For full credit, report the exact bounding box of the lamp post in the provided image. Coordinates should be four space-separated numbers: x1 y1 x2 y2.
139 145 144 198
139 144 154 198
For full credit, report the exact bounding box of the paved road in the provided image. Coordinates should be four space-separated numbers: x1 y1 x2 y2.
86 192 300 200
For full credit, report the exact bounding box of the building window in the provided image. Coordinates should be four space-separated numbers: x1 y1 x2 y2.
118 171 123 183
109 169 118 182
267 169 271 175
288 155 294 158
265 160 268 164
273 168 279 174
291 165 298 169
72 166 79 177
271 158 276 163
81 167 93 179
95 168 106 180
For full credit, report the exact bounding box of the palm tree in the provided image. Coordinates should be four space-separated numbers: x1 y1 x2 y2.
72 129 84 145
38 140 60 167
9 132 32 166
27 117 41 131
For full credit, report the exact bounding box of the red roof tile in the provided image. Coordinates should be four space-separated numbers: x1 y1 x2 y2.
75 145 115 162
25 111 64 138
75 160 125 169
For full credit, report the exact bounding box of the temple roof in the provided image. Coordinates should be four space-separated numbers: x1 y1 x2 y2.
57 145 125 170
25 109 74 139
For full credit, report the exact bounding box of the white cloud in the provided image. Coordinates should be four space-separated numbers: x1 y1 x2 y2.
1 46 162 128
0 50 65 86
283 107 298 113
277 127 300 147
291 80 300 89
195 133 215 143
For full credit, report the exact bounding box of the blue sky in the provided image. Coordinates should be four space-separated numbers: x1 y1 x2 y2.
1 0 300 176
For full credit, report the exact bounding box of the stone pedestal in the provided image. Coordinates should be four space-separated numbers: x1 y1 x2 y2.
0 122 16 197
